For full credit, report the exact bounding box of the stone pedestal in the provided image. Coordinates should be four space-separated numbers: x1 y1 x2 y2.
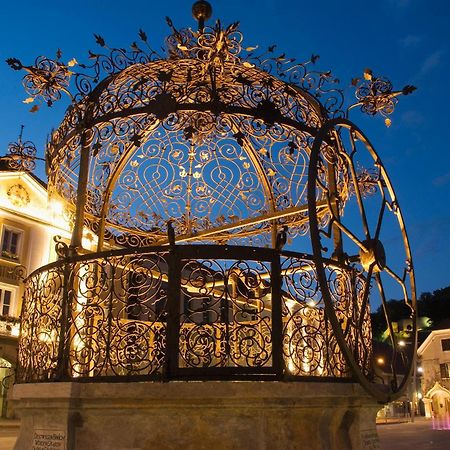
12 381 380 450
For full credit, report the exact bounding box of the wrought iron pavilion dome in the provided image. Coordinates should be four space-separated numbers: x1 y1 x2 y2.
8 1 417 403
37 19 344 250
47 59 327 248
7 6 415 251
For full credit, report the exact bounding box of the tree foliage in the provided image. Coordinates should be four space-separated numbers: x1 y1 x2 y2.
370 285 450 341
417 286 450 326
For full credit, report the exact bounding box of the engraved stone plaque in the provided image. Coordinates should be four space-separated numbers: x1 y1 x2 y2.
32 429 66 450
361 430 380 450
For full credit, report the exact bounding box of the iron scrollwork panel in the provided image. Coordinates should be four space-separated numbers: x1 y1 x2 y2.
17 266 64 382
280 254 372 378
281 255 340 377
178 257 273 371
17 245 371 383
330 269 372 377
65 251 169 378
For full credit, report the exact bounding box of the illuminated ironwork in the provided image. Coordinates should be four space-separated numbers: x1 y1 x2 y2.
10 2 417 402
349 70 417 123
308 119 416 399
17 245 370 382
0 126 42 172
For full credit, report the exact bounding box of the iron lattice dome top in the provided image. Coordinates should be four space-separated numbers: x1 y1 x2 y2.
8 18 412 249
45 22 339 249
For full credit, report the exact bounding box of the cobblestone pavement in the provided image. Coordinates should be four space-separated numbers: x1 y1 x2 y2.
377 417 450 450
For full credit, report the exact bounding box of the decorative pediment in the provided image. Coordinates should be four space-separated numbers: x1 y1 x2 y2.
425 381 450 399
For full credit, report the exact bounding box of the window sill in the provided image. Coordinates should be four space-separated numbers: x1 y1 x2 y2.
0 252 19 261
0 255 21 265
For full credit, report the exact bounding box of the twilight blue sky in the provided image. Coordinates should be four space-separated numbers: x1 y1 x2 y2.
0 0 448 297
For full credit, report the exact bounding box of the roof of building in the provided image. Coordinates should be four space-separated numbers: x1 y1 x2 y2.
417 328 450 356
0 158 47 189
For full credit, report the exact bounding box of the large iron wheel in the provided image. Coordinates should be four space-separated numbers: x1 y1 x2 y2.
308 118 417 402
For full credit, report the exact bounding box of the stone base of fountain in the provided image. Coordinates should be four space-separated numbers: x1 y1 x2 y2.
12 381 380 450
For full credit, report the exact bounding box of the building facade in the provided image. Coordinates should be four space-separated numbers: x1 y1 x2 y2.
0 165 71 416
417 328 450 421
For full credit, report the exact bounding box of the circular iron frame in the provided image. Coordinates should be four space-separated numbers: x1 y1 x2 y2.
308 118 417 402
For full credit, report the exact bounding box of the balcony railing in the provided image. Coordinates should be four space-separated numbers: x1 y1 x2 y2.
16 245 372 383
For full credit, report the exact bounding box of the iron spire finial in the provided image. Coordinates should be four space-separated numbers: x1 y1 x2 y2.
18 124 25 144
192 1 212 31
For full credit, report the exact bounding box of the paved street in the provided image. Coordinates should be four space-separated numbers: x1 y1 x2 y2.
377 417 450 450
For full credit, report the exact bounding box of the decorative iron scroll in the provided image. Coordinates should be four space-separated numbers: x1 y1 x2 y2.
280 255 371 377
67 252 168 377
179 258 272 368
16 245 371 383
17 265 64 382
282 256 343 377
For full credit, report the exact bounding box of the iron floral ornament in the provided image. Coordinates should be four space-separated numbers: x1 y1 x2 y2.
6 20 415 124
349 69 417 127
0 125 40 171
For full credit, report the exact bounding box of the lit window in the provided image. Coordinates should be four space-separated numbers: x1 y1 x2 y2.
1 227 22 260
440 363 450 379
0 288 13 316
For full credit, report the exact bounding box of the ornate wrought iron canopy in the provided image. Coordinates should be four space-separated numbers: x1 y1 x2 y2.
7 4 414 252
9 1 417 403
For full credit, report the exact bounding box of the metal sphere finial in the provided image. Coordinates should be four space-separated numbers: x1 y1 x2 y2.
192 1 212 30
